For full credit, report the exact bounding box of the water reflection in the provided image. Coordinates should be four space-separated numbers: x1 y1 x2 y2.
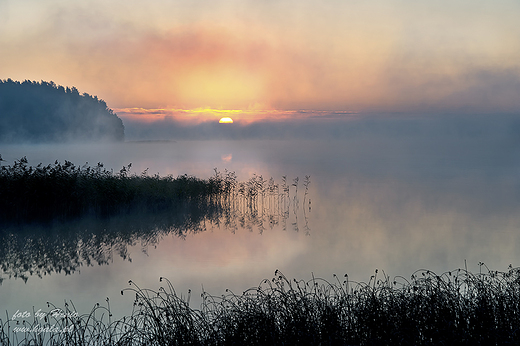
0 174 310 284
1 133 520 335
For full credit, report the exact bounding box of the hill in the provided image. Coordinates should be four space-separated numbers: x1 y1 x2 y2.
0 79 124 142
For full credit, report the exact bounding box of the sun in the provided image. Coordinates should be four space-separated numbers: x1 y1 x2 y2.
219 117 234 124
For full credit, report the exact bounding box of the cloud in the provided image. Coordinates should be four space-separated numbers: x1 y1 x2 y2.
1 1 520 113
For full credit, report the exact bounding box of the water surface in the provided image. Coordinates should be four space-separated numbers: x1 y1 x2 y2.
1 135 520 325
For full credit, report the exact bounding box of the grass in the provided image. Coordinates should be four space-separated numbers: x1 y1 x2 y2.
0 157 310 284
0 157 228 224
2 265 520 345
0 157 309 228
7 157 519 343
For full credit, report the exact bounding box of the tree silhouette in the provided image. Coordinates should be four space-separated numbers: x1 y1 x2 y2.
0 79 124 142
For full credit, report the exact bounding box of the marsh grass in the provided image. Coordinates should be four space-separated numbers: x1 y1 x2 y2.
0 158 309 283
0 157 307 230
0 157 228 224
2 265 520 345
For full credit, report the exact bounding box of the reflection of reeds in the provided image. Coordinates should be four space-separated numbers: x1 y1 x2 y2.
215 172 308 235
0 159 310 282
3 265 520 345
0 158 308 230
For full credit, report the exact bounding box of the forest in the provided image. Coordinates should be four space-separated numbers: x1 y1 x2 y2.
0 79 124 142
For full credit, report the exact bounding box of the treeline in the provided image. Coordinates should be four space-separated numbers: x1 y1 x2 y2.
0 79 124 142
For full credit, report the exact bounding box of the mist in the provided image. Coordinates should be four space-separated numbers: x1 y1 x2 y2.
0 79 124 143
122 111 519 140
122 112 520 164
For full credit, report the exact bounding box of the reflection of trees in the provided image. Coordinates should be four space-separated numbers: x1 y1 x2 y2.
0 171 311 283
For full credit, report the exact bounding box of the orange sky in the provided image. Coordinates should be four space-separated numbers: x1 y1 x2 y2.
1 0 520 122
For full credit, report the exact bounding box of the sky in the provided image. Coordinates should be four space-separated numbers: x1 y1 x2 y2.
1 0 520 125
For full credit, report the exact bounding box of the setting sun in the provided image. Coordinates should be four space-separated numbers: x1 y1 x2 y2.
219 117 233 124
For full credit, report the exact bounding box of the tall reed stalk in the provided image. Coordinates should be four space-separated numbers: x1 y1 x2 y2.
2 265 520 345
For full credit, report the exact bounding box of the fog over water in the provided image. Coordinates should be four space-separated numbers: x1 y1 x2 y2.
1 113 520 323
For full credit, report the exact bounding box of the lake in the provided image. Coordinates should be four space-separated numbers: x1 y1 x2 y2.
2 127 520 332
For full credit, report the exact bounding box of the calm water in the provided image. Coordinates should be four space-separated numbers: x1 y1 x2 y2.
2 134 520 328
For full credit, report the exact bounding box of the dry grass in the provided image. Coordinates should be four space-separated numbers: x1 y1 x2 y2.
2 265 520 345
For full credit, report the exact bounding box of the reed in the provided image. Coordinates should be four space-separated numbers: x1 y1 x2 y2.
0 157 310 284
0 157 228 224
2 265 520 345
0 157 306 228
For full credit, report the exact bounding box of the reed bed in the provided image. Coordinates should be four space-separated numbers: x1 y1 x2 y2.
2 265 520 345
0 157 231 224
0 157 310 285
0 157 308 228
